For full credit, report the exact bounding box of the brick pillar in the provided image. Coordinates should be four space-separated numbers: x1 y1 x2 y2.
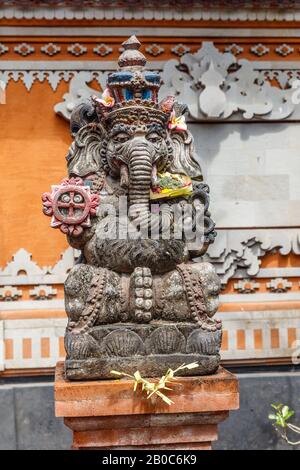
54 362 239 450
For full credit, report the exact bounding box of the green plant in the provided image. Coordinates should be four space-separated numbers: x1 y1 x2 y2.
269 403 300 446
111 362 199 405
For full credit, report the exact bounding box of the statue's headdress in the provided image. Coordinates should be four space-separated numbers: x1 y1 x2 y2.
93 35 174 128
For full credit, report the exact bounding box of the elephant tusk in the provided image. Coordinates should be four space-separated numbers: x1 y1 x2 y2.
120 164 129 189
151 163 157 186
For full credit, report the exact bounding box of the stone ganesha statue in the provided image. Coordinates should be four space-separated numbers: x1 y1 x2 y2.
42 36 222 380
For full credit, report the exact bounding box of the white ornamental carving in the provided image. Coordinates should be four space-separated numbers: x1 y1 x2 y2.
160 42 296 121
14 42 35 56
41 42 61 56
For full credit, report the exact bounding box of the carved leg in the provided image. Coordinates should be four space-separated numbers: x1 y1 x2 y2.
64 263 128 362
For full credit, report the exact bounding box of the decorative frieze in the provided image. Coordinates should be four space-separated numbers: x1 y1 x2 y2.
266 278 293 293
275 43 294 57
41 42 61 57
171 43 190 56
1 309 299 372
2 2 300 22
93 43 113 57
0 247 79 286
29 285 58 300
0 43 8 55
67 43 87 57
14 42 35 57
233 279 259 294
203 228 300 285
0 286 22 301
224 43 244 56
250 43 270 57
160 42 298 120
145 43 165 56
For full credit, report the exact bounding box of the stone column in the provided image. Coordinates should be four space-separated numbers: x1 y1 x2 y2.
54 362 239 450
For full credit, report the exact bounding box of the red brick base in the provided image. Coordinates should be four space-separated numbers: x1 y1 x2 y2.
55 362 239 450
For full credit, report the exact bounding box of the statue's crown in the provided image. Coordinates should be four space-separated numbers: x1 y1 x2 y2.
94 35 174 127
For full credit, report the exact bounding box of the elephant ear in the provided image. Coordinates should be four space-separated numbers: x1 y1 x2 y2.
169 128 203 182
70 101 98 137
66 123 107 178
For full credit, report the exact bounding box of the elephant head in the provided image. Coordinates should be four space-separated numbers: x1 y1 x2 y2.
104 119 172 228
65 35 206 243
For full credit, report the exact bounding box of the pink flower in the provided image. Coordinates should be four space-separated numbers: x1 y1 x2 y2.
168 110 187 131
93 88 115 108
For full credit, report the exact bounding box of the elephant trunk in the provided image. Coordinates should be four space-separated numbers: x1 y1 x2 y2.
128 143 153 230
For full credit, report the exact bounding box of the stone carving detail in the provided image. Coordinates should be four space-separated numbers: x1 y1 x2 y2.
93 43 113 57
41 42 61 56
275 44 294 57
42 177 99 236
2 2 300 21
234 279 259 293
250 43 270 57
224 44 244 56
0 286 22 301
29 285 57 300
54 71 107 117
43 36 222 380
0 247 80 286
160 41 297 120
67 43 87 57
266 278 292 293
171 44 190 57
204 229 300 285
14 42 35 56
145 44 165 57
0 43 8 55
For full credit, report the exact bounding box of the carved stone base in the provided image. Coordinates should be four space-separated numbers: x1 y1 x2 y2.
65 354 220 380
65 322 222 379
55 362 239 450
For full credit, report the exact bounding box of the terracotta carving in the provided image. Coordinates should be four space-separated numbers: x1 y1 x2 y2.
43 36 222 380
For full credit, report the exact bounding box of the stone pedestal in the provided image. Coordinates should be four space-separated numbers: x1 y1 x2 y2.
54 362 239 450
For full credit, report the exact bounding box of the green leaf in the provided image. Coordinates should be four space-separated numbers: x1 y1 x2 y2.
271 403 283 411
268 414 277 420
282 406 290 418
277 416 286 428
286 410 295 420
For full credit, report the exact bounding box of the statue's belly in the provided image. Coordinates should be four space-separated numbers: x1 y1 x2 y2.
84 235 187 274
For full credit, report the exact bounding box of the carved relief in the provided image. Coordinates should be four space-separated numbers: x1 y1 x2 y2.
266 278 292 293
29 285 57 300
0 286 22 301
14 42 35 56
67 43 87 57
93 43 113 57
160 42 297 121
41 42 61 56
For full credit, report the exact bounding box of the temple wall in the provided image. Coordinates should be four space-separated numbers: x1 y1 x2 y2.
0 8 299 377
